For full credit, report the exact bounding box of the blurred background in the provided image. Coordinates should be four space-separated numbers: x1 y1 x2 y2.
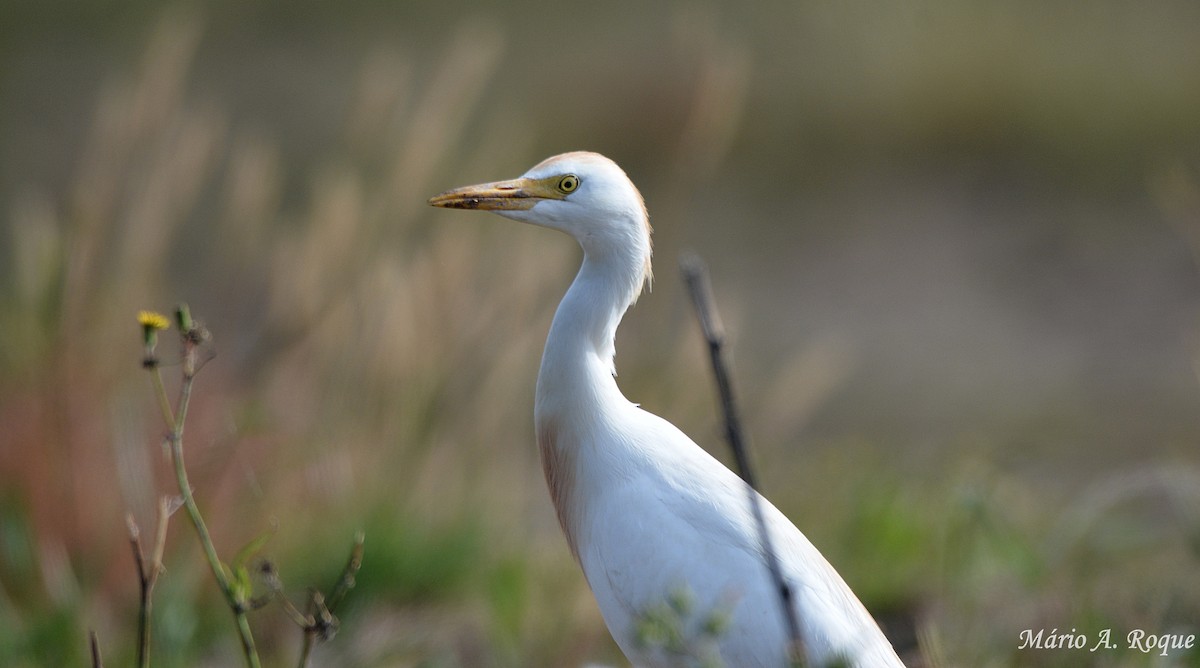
2 1 1200 666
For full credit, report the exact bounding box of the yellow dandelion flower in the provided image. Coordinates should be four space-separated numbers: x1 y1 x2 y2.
139 310 171 355
138 311 170 330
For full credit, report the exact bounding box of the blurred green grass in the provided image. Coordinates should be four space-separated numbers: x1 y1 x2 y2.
1 2 1199 666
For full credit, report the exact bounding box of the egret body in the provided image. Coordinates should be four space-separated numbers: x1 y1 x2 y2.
430 152 903 667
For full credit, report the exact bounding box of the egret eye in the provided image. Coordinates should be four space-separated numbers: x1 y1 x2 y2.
557 174 580 194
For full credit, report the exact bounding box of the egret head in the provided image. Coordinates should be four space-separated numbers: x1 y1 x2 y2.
429 151 652 290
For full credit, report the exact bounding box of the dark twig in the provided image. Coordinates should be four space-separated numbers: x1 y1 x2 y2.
127 499 171 668
127 515 151 668
680 252 806 666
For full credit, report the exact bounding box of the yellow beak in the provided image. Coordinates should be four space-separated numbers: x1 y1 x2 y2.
428 176 565 211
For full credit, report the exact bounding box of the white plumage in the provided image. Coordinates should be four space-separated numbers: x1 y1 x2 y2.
430 152 903 667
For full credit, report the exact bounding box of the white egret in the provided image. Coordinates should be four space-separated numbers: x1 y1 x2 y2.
429 152 904 667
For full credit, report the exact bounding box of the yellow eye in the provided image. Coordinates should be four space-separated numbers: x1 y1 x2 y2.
557 174 580 194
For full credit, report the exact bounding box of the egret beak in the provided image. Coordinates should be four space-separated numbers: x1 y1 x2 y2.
428 176 565 211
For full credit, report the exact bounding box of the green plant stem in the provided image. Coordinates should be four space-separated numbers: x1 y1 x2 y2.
150 365 175 426
167 349 262 668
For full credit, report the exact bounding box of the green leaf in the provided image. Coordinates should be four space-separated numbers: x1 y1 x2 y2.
232 565 251 602
228 529 275 602
232 530 274 573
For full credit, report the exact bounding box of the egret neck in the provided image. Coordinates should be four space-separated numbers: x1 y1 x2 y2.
536 229 650 418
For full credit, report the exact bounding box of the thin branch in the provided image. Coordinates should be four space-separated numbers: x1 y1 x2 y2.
296 593 328 668
301 531 365 665
260 561 311 627
261 532 365 668
680 252 806 666
127 515 152 668
325 531 365 612
126 499 173 668
89 630 104 668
